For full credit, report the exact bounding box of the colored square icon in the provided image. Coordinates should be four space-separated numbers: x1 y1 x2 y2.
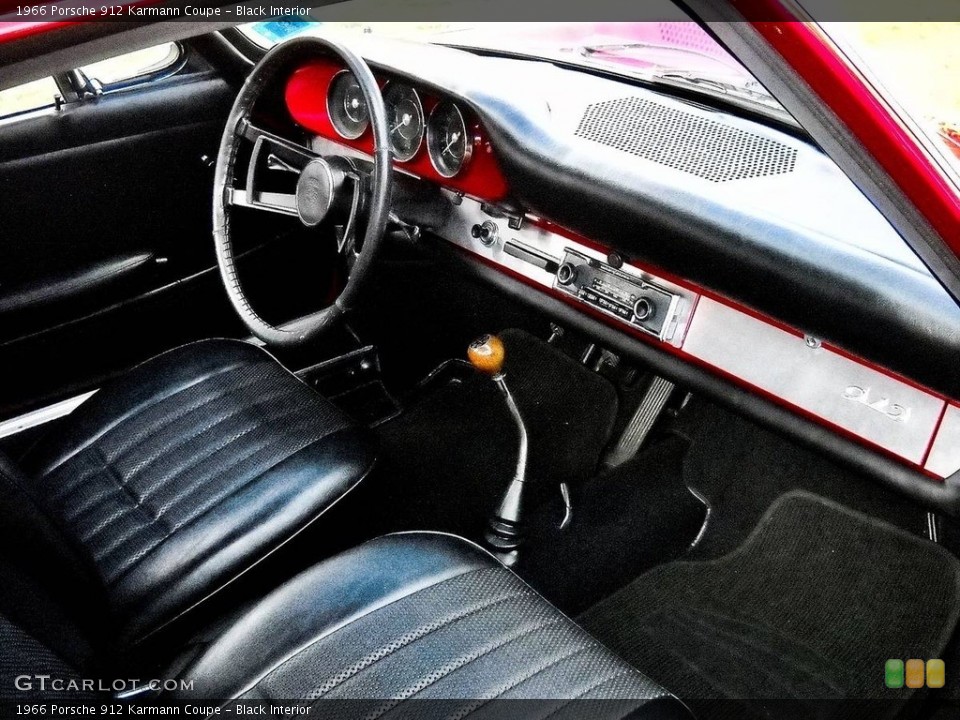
885 659 904 688
906 659 925 688
927 659 945 688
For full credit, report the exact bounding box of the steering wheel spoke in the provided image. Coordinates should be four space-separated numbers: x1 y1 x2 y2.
226 118 319 217
226 186 299 216
236 117 317 163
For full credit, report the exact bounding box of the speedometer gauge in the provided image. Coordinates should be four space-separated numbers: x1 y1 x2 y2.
383 83 424 162
327 70 369 140
427 101 472 178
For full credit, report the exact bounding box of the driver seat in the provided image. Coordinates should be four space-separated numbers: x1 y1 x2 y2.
3 339 374 650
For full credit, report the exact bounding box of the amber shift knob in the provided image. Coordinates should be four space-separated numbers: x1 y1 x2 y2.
468 334 506 376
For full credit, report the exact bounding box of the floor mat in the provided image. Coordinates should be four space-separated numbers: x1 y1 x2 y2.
371 328 619 538
580 491 960 719
677 399 932 559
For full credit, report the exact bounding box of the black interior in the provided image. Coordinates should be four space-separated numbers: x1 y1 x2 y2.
2 23 960 720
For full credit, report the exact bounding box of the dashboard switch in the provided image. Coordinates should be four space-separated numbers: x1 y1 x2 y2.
471 221 499 246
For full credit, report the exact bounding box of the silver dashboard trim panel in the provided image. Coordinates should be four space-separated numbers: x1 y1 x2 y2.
926 405 960 478
437 195 697 348
683 298 944 465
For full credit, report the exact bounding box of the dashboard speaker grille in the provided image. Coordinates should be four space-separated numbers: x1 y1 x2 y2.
575 97 798 182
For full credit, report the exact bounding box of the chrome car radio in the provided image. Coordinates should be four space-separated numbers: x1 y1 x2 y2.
554 250 685 343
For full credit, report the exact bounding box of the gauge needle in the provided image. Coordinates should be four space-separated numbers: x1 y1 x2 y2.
443 133 460 155
390 113 412 134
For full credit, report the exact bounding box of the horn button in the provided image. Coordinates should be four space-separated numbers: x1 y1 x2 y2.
296 157 347 227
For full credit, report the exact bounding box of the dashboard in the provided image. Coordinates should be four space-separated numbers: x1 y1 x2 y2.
278 42 960 491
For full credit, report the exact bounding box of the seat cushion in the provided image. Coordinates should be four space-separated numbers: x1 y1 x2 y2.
173 533 691 718
19 339 374 647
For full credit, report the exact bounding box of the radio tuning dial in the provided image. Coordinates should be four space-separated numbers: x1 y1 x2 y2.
557 262 578 286
633 297 656 321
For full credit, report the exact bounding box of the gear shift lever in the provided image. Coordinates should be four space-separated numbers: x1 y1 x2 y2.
467 335 529 561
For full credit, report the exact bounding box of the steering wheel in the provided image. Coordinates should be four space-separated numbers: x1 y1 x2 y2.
212 37 392 348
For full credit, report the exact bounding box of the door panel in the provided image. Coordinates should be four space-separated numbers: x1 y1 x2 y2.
0 57 243 417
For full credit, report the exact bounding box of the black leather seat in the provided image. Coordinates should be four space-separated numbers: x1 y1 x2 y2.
0 531 691 717
6 339 374 648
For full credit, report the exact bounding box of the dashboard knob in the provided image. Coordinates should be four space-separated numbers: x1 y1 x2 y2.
470 220 498 246
633 297 656 321
557 262 578 286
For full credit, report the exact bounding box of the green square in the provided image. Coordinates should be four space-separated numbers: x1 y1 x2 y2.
886 659 905 688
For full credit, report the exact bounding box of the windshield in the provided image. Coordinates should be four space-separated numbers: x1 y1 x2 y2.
239 12 789 121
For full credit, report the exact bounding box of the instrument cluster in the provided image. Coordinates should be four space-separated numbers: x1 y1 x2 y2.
285 59 507 201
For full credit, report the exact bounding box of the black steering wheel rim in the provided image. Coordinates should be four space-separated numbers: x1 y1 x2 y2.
213 36 392 348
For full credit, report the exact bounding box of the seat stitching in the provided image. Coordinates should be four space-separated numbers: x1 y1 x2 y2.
306 589 535 699
46 454 119 507
134 390 309 512
35 361 248 476
100 410 313 581
354 616 566 719
104 420 336 587
49 457 133 526
80 398 307 566
537 668 635 720
111 380 301 491
156 409 326 524
235 566 500 700
103 371 270 468
75 448 165 548
451 644 592 720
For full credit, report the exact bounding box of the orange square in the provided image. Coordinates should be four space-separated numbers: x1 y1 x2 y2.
927 659 945 689
905 659 925 688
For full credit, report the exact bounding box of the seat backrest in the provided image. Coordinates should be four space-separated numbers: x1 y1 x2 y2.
0 452 109 677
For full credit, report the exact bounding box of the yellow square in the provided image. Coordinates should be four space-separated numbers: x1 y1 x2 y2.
927 659 945 689
905 659 925 688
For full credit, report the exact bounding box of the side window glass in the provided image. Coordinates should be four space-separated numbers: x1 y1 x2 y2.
78 42 181 89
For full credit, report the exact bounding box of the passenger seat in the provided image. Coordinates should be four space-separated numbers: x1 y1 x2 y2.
0 532 691 717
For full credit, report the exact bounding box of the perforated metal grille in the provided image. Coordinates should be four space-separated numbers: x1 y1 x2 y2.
575 96 798 182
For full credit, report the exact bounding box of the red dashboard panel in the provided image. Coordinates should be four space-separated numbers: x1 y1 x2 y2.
284 60 509 202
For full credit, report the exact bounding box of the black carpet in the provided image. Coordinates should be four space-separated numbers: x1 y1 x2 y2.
580 491 960 719
516 435 706 616
676 400 932 559
371 328 619 539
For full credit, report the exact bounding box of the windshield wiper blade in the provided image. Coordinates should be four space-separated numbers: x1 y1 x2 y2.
650 70 800 127
655 71 772 102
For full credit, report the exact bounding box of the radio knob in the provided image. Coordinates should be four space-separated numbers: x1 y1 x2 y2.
557 262 578 286
633 297 656 321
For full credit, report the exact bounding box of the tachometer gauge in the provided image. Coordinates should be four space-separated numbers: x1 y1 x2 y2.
383 83 424 162
427 100 472 178
327 70 369 140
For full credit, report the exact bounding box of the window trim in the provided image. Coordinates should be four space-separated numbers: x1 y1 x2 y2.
0 42 189 124
78 41 187 95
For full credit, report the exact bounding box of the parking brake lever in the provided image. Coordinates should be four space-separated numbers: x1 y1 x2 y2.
468 334 530 564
